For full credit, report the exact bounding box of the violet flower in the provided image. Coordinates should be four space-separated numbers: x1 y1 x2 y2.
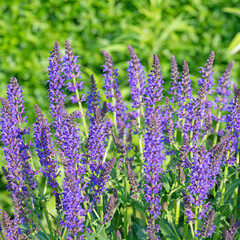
102 50 128 130
2 211 19 240
33 105 60 188
144 112 164 237
176 61 192 120
169 55 179 103
87 74 101 115
0 96 32 229
87 106 108 201
225 83 240 165
199 209 216 238
186 147 216 222
47 42 67 132
62 40 85 104
60 112 86 238
225 217 240 240
104 193 117 223
182 52 214 142
127 45 146 109
214 61 234 123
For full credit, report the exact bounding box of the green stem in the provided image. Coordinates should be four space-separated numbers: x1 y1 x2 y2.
103 136 112 163
189 119 195 160
213 221 220 240
61 228 67 240
194 206 198 240
189 222 195 239
182 215 188 240
29 223 37 240
73 75 88 137
111 88 117 129
220 165 229 206
213 110 222 146
42 200 54 239
137 108 144 161
99 196 104 220
80 189 95 233
124 156 128 239
93 208 101 220
234 153 239 217
175 199 180 226
0 232 5 240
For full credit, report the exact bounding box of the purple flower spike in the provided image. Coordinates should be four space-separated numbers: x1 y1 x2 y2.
199 209 216 238
2 211 19 240
177 60 192 103
214 61 235 121
145 54 164 107
60 112 86 237
145 54 164 127
86 106 108 201
102 50 128 129
187 147 215 207
225 217 240 240
6 77 36 189
225 83 240 165
144 112 164 236
198 51 215 95
63 40 85 104
47 42 66 131
87 74 101 115
169 55 179 103
33 105 60 188
127 45 146 109
0 96 34 227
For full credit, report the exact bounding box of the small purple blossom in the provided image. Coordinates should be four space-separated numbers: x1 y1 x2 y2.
127 45 146 109
33 105 60 188
62 40 85 104
47 42 67 131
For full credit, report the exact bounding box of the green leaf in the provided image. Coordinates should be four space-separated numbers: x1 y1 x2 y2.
227 32 240 55
222 7 240 17
131 216 148 240
159 218 181 240
219 204 232 218
161 172 171 193
36 231 51 240
224 179 240 200
132 200 145 212
88 224 110 240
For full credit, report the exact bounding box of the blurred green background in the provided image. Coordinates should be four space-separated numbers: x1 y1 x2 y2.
1 0 240 215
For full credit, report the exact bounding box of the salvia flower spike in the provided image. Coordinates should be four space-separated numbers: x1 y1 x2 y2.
1 44 239 240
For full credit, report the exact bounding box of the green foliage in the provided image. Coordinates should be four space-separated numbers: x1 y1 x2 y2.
1 0 240 123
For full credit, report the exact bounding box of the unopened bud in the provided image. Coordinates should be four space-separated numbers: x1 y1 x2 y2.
163 202 168 211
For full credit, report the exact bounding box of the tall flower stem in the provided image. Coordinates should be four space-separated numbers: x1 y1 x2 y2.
214 162 229 239
182 215 188 240
103 136 112 163
233 152 239 216
175 199 180 226
220 164 229 206
213 111 222 146
137 107 144 163
0 232 5 240
98 196 104 220
73 75 88 137
41 199 54 239
194 206 198 240
189 222 195 239
111 88 117 129
123 157 128 239
189 119 195 160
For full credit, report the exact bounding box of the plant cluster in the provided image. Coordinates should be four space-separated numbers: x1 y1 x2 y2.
0 40 240 240
1 1 240 125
